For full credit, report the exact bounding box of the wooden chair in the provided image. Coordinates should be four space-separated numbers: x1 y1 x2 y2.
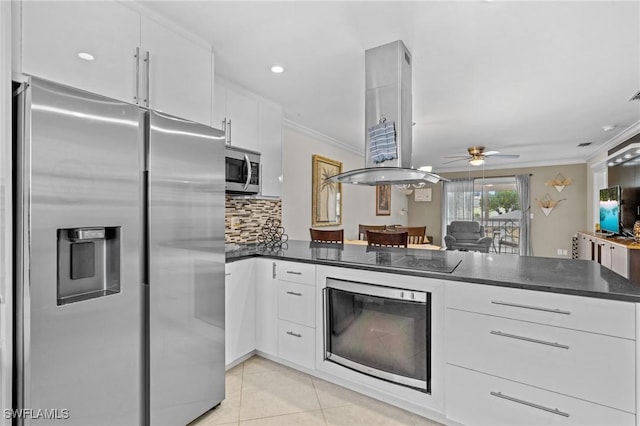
395 226 427 244
309 228 344 244
358 224 385 240
366 231 408 248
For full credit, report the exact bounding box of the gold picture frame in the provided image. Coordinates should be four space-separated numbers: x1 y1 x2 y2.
312 154 343 227
376 185 391 216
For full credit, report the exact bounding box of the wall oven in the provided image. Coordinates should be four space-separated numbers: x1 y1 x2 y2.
225 146 260 194
324 278 431 393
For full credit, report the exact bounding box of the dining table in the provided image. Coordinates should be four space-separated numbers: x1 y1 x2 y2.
344 239 441 251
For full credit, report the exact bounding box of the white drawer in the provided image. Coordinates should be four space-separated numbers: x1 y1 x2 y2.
278 319 315 370
278 261 316 286
278 281 315 327
446 281 636 339
446 365 635 426
446 308 636 413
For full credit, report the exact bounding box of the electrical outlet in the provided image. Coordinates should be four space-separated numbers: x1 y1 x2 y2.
557 249 562 255
562 249 568 256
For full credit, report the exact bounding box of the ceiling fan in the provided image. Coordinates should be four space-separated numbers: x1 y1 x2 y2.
443 146 520 166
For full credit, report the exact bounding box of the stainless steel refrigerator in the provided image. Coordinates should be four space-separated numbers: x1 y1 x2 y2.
13 77 225 425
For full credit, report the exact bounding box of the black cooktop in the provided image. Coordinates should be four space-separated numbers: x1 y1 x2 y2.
315 246 462 273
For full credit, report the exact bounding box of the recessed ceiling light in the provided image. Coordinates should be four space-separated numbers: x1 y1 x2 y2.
602 125 616 132
615 158 624 163
78 52 95 61
271 65 284 74
608 162 615 167
625 153 633 159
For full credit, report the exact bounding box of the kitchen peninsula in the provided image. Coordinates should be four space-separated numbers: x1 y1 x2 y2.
226 241 640 425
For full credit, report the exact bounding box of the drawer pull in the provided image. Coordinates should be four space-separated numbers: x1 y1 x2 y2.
490 392 570 418
286 291 302 296
272 262 277 279
491 300 571 315
286 271 303 275
225 273 231 276
286 331 302 338
490 330 569 350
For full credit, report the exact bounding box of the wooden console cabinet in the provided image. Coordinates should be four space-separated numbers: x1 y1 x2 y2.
577 231 640 282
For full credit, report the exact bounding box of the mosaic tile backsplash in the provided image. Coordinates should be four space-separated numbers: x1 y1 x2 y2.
225 196 282 244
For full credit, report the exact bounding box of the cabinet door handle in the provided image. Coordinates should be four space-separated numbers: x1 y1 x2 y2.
272 262 277 279
286 331 302 338
225 273 231 277
286 291 302 296
227 119 232 144
143 51 150 107
490 330 569 349
134 47 140 104
490 392 570 418
286 271 302 275
491 300 571 315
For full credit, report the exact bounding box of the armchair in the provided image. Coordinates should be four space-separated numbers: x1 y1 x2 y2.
444 221 492 253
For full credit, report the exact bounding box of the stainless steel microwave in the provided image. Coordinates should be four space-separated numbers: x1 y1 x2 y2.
225 146 261 194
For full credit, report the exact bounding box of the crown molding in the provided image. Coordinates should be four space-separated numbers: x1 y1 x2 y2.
283 118 363 156
585 119 640 162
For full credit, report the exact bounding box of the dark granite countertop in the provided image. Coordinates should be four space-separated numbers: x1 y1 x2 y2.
226 240 640 303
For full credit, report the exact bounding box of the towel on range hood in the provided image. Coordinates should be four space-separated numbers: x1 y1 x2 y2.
329 41 447 186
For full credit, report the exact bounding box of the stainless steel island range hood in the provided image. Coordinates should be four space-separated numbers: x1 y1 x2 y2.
329 40 447 186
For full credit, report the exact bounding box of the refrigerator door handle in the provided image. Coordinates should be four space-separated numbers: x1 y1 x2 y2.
134 47 140 104
144 51 150 107
243 153 251 191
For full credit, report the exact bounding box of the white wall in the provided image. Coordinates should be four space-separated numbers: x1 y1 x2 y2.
282 123 408 241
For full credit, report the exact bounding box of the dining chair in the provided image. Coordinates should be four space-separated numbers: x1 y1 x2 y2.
395 226 427 244
358 224 385 240
366 230 408 248
309 228 344 244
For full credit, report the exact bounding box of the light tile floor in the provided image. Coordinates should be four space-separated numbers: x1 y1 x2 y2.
190 356 442 426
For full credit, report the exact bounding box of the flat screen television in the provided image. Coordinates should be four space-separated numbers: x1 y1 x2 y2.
599 186 621 234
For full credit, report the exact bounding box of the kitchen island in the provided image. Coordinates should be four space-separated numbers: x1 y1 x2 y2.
226 239 640 302
225 241 640 425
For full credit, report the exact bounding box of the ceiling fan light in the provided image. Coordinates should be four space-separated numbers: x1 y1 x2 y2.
469 158 485 166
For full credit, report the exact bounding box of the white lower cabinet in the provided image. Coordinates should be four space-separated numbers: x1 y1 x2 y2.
277 281 315 327
255 259 278 356
278 320 315 370
444 280 637 425
446 365 635 426
275 261 316 369
446 308 636 413
225 259 256 366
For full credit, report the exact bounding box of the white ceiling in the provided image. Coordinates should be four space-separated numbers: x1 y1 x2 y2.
144 1 640 172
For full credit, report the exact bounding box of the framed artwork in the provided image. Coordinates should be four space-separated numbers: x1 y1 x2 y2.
376 184 391 216
415 187 432 202
312 154 342 226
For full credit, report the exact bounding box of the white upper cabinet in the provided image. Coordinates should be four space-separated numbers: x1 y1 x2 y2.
21 1 140 103
258 101 283 197
215 85 259 151
140 16 212 125
19 1 213 124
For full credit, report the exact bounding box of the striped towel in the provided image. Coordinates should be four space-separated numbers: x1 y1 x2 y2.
368 121 397 164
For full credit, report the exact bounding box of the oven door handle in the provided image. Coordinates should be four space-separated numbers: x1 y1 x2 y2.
326 278 427 303
243 154 251 191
